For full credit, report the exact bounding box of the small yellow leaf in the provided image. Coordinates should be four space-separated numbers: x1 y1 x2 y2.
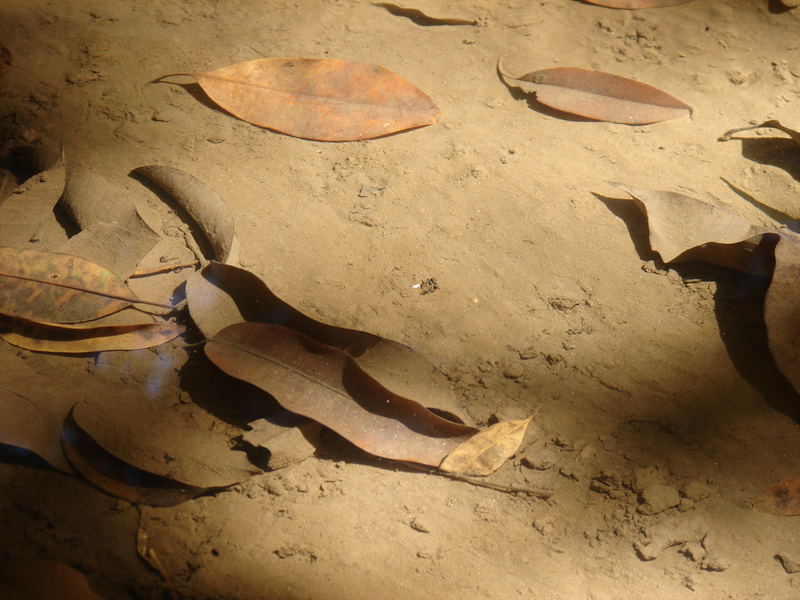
439 415 533 477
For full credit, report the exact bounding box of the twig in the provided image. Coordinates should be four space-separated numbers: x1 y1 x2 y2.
399 461 552 499
129 260 199 278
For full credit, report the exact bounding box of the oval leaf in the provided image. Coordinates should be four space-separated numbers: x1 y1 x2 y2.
205 322 477 466
439 416 533 477
0 247 154 322
500 64 691 124
193 57 441 141
584 0 694 8
61 407 228 507
0 315 184 354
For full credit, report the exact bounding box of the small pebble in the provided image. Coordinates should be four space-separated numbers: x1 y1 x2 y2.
410 517 430 533
777 551 800 574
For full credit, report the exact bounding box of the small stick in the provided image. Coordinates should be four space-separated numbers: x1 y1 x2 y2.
399 461 552 499
129 260 199 278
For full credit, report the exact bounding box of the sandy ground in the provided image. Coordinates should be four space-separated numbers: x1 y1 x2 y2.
2 0 800 598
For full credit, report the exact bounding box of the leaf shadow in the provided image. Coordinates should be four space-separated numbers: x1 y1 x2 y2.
598 194 800 423
372 2 477 26
593 193 659 261
768 0 794 13
723 136 800 182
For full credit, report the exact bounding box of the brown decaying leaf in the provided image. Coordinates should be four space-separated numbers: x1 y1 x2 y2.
439 415 533 477
752 476 800 516
764 234 800 394
61 408 226 506
374 2 477 25
0 163 65 247
0 560 105 600
0 246 169 323
57 162 161 278
0 314 184 353
205 323 478 467
133 165 236 263
187 262 473 424
499 62 691 125
583 0 694 8
192 57 440 141
608 182 772 275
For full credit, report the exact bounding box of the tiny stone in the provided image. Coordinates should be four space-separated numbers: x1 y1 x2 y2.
521 448 555 471
416 550 432 559
678 497 695 512
776 552 800 574
681 480 712 501
633 466 664 493
680 541 706 563
503 364 524 379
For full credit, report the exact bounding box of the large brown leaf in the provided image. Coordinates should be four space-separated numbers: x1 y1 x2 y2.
584 0 694 8
187 262 473 423
205 323 478 467
0 246 168 323
133 165 236 264
499 63 691 124
0 314 184 354
61 406 236 506
191 57 440 141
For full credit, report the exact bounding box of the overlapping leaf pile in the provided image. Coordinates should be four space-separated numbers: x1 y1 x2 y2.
604 119 800 516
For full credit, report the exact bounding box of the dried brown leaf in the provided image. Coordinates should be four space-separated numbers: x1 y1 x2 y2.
61 406 234 506
439 415 533 477
187 262 473 423
133 165 236 263
0 314 184 353
191 57 440 141
499 62 691 124
608 182 772 275
764 234 800 394
0 246 169 322
205 323 478 466
583 0 694 8
752 476 800 516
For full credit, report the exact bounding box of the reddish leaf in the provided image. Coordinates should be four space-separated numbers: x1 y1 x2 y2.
584 0 694 8
205 323 478 467
61 407 228 506
191 57 440 141
499 63 691 124
753 476 800 516
0 246 170 323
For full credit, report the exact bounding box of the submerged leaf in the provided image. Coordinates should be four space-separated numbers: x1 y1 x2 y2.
205 323 478 467
584 0 694 8
61 407 229 506
499 62 691 124
439 416 533 476
133 165 236 263
191 57 440 141
752 476 800 516
0 315 184 354
608 183 772 275
0 247 169 322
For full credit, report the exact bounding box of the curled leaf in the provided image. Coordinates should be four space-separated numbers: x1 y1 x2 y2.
499 62 691 124
0 314 184 354
0 247 170 322
61 407 230 506
191 57 440 141
752 476 800 516
133 165 236 263
439 416 533 477
608 182 772 275
205 323 477 467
